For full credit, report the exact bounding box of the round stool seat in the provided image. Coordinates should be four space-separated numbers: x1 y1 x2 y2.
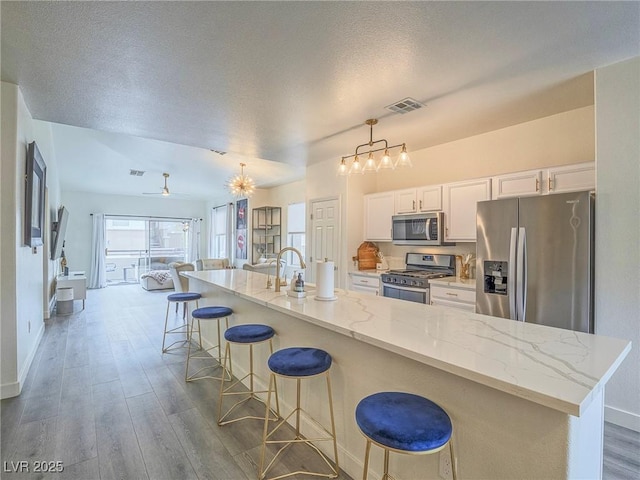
167 292 202 302
268 347 332 377
356 392 452 452
192 306 233 319
225 324 274 343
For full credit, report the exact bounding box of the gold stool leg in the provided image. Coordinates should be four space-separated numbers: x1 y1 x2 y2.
162 300 171 352
450 438 457 480
218 336 276 426
259 370 338 480
383 449 390 480
362 440 371 480
326 372 339 474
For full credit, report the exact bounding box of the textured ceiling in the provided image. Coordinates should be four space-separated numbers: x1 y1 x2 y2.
2 1 639 199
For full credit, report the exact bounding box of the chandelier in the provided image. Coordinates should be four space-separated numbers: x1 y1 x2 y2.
227 163 256 197
338 118 412 176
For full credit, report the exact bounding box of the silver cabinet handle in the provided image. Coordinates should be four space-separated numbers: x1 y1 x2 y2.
445 292 458 297
413 200 416 210
419 200 423 210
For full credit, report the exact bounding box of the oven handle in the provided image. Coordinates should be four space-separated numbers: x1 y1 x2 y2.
382 283 430 294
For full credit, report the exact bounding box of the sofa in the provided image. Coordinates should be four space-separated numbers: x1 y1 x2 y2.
140 270 174 291
242 259 285 276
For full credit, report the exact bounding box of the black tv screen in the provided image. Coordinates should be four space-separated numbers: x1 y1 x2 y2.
51 206 69 260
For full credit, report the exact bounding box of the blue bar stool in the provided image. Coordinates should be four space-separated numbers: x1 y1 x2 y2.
355 392 457 480
162 292 202 353
259 347 339 480
217 324 280 426
185 306 233 382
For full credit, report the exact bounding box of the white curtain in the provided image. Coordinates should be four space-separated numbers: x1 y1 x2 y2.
89 213 106 289
188 218 200 262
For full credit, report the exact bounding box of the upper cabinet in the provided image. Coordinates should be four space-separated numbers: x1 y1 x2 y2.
364 192 394 241
417 185 442 212
492 170 542 199
492 162 594 199
443 178 491 242
394 189 418 214
394 185 442 214
546 162 595 194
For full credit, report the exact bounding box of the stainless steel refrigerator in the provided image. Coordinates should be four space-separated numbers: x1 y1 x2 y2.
475 191 594 333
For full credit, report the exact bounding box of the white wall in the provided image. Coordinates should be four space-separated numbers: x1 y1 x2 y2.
1 83 56 398
61 190 208 278
595 57 640 431
374 106 595 192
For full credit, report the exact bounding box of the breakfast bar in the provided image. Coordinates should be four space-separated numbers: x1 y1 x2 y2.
184 269 630 479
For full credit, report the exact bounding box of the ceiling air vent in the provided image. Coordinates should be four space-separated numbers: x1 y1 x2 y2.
386 97 425 114
211 149 227 156
129 169 145 176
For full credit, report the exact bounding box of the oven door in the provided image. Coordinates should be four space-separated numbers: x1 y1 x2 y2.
382 284 429 304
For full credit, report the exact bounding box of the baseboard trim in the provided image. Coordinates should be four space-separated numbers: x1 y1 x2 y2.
0 322 46 400
605 404 640 432
0 381 21 399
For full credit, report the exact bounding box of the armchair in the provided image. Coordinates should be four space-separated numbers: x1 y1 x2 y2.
195 258 230 271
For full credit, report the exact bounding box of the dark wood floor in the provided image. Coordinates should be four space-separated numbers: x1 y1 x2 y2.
1 285 638 479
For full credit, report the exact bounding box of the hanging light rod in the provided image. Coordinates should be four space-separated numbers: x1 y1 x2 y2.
338 119 412 176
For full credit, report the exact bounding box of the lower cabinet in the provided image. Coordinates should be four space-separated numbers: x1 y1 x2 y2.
349 272 381 296
430 282 476 312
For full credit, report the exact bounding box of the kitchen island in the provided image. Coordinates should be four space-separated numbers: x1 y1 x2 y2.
184 269 630 479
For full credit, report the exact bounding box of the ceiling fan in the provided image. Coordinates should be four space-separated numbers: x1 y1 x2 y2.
142 172 185 197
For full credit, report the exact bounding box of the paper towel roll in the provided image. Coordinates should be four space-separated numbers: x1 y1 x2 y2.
315 260 335 300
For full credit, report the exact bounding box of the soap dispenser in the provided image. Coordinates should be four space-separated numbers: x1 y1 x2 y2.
294 272 305 292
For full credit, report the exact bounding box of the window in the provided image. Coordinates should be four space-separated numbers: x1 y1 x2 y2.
209 204 229 259
287 202 306 267
104 216 188 284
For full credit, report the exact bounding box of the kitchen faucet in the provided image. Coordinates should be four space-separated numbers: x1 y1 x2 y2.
274 247 306 292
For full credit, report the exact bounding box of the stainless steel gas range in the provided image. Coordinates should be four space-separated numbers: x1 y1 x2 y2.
380 253 456 304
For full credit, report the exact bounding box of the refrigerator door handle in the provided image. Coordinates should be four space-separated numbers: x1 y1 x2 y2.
516 227 527 321
508 227 517 320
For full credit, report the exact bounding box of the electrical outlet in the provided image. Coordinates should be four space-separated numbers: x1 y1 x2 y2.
439 450 453 480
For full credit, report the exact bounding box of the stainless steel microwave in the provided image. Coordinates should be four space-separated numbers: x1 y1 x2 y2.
392 212 451 245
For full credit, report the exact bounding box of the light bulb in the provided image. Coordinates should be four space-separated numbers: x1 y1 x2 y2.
349 155 363 175
337 158 348 176
378 149 394 170
395 144 412 168
363 152 377 173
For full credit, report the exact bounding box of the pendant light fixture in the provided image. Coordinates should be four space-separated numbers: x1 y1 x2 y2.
227 162 256 197
338 119 412 176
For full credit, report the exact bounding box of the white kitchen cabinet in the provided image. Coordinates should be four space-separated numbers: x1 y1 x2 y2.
395 185 442 214
492 162 594 199
417 185 442 211
492 170 542 199
430 282 476 312
443 178 491 241
547 162 595 194
364 192 394 241
394 188 418 214
349 272 381 295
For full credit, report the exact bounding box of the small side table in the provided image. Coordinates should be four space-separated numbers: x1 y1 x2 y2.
57 272 87 310
123 265 138 283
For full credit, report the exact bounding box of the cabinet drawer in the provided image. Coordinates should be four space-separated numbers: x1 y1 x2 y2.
430 285 476 304
350 275 380 288
430 297 476 312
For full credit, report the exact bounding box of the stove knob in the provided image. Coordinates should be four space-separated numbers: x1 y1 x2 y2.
412 280 418 287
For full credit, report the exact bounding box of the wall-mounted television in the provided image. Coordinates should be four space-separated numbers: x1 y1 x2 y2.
51 206 69 260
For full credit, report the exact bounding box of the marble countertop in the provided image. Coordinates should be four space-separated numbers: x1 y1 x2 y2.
184 269 630 417
348 269 384 277
429 276 476 289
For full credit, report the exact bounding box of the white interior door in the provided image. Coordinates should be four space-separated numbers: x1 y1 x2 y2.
308 198 339 284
